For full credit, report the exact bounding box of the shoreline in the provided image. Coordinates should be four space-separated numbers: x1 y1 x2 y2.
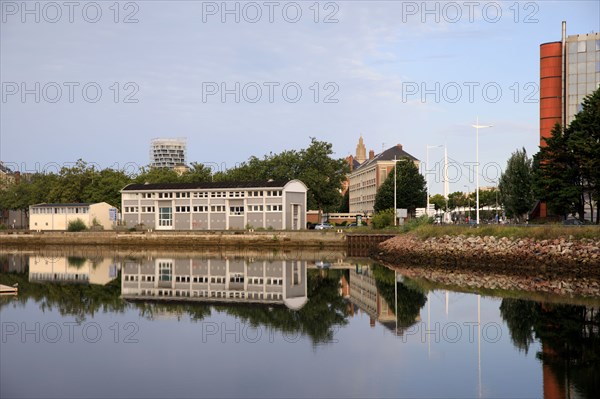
372 233 600 297
0 230 347 249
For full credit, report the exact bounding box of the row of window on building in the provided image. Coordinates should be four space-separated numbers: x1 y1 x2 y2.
137 190 283 199
135 289 284 300
125 274 284 285
31 207 89 215
123 205 283 214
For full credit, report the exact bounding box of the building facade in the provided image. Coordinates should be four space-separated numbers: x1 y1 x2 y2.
540 22 600 147
121 180 307 230
538 22 599 219
150 138 187 169
121 257 308 310
29 202 116 231
348 144 419 214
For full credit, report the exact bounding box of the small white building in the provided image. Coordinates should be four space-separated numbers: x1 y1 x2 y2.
29 202 116 231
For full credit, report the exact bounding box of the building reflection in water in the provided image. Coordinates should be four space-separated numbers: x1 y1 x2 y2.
28 255 119 285
121 257 308 310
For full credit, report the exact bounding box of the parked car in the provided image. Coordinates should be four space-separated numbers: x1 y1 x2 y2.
314 223 333 230
562 218 592 226
347 222 358 227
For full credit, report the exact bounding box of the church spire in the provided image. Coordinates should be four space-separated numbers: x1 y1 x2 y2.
355 135 366 164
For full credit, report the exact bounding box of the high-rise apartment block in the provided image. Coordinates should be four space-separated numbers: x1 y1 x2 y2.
150 138 187 169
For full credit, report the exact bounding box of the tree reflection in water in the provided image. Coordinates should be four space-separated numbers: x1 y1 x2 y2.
500 298 600 398
0 268 350 346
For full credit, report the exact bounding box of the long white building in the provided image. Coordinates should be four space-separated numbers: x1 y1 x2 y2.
121 180 307 230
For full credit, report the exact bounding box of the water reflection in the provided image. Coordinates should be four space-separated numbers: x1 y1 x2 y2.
1 250 599 397
501 299 600 398
122 257 308 310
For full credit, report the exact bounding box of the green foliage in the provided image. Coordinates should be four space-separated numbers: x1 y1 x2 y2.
448 191 468 210
371 209 395 229
374 159 426 214
134 167 180 184
215 138 349 213
499 298 600 397
533 87 600 222
67 256 87 268
429 193 446 210
67 218 87 232
338 190 350 213
499 148 534 221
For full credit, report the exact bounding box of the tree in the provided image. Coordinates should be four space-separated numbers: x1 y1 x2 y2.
84 168 132 207
373 159 426 214
533 125 584 220
429 193 446 211
564 88 600 223
338 190 350 213
179 162 213 183
533 88 600 222
499 148 534 222
447 191 467 210
134 167 180 184
217 138 349 215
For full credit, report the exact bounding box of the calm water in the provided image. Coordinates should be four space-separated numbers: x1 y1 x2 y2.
1 249 598 398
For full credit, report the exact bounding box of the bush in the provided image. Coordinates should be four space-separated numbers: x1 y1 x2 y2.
67 219 87 232
371 209 395 229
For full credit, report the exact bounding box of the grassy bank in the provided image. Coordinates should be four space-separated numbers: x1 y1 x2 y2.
408 224 600 240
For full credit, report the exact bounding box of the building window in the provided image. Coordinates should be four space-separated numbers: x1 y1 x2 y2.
193 206 208 212
158 207 173 226
175 206 190 213
249 205 263 212
229 206 244 215
266 205 282 212
193 192 208 198
210 205 225 212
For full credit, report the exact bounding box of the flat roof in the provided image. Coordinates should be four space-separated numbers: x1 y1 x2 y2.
31 203 93 207
122 180 291 191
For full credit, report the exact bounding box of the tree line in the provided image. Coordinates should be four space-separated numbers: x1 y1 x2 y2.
0 138 349 217
499 87 600 223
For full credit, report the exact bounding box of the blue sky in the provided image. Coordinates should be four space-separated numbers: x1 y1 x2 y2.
1 0 599 194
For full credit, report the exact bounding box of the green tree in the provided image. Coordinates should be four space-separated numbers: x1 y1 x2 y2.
338 190 350 213
49 159 98 203
564 88 600 223
373 159 426 215
179 162 213 183
429 193 446 211
447 191 467 210
217 138 349 215
533 125 584 219
499 148 534 221
134 167 180 184
84 168 132 208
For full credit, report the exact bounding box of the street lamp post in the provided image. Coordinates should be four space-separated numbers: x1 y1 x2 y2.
426 144 443 217
464 184 470 222
394 156 397 226
472 117 492 225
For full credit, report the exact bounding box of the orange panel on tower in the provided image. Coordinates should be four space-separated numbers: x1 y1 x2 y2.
539 42 563 147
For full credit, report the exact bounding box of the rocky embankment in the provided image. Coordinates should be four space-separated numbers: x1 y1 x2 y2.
373 234 600 297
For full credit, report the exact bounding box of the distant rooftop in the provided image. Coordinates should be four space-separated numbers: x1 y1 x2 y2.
122 180 292 191
31 203 93 208
354 144 418 172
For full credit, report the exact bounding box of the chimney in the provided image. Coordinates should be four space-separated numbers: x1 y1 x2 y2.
396 144 403 150
369 150 375 160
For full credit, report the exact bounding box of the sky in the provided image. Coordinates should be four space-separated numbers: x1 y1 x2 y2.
1 0 599 195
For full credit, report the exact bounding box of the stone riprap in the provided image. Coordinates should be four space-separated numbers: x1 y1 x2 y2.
373 234 600 297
